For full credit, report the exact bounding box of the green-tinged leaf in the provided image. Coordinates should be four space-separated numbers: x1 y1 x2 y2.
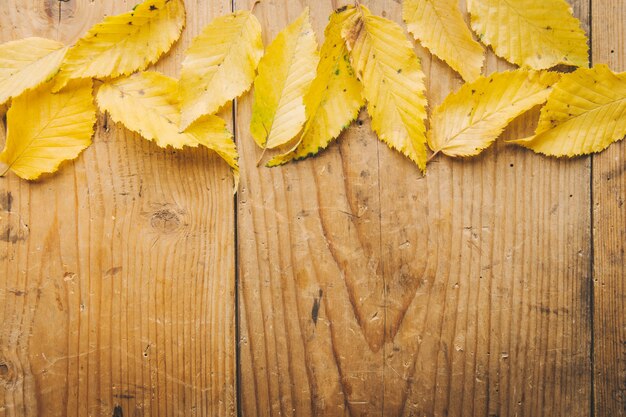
268 6 364 166
250 8 318 149
343 5 428 170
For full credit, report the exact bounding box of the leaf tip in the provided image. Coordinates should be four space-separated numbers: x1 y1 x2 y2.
51 75 69 94
266 155 289 167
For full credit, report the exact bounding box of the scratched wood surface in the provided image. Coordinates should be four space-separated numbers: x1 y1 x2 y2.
0 0 625 417
0 1 236 417
237 0 601 416
592 0 626 416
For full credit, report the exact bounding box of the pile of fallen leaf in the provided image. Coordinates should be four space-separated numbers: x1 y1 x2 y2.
0 0 624 184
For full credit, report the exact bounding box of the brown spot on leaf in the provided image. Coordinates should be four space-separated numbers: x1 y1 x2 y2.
343 16 364 49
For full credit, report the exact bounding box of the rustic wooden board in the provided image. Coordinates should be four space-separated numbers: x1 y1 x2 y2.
236 0 595 416
1 0 625 416
591 0 626 416
0 1 236 417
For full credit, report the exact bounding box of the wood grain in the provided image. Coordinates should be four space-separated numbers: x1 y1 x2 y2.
0 1 236 417
1 0 624 416
591 0 626 416
237 0 593 416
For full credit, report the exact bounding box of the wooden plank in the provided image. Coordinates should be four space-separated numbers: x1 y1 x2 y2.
237 0 593 415
591 0 626 415
0 1 236 416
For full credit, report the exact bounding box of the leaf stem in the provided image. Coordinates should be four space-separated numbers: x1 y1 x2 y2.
427 150 440 163
250 0 261 13
256 146 268 167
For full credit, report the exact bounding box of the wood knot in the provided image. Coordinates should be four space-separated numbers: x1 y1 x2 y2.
0 359 16 389
150 208 182 233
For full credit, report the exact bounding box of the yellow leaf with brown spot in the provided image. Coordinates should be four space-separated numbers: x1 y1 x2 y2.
511 65 626 156
179 10 263 131
53 0 186 92
428 69 560 159
343 5 428 171
403 0 483 81
468 0 588 69
268 6 363 166
96 72 238 178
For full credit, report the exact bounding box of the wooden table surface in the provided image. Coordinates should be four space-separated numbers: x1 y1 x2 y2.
0 0 624 416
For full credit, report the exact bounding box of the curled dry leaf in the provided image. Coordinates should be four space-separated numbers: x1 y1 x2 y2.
0 79 96 180
428 69 560 159
468 0 588 69
343 5 428 171
268 6 364 167
53 0 186 92
179 10 264 131
0 37 67 105
403 0 484 82
250 8 318 150
511 65 626 156
96 72 239 181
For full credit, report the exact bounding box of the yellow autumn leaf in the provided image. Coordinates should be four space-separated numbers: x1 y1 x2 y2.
403 0 484 82
53 0 186 92
428 70 560 159
96 71 238 175
179 10 263 131
250 8 318 150
0 37 68 105
268 6 364 167
0 79 96 180
511 65 626 156
343 5 428 171
468 0 588 69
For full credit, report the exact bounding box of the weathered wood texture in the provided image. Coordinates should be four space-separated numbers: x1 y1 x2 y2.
237 0 596 416
592 0 626 416
1 1 625 416
0 1 236 417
